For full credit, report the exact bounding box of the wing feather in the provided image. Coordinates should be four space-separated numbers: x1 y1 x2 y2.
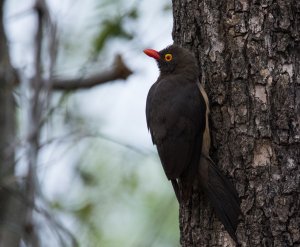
146 78 206 182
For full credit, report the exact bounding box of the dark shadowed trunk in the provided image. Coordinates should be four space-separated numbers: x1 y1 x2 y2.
172 0 300 246
0 1 25 246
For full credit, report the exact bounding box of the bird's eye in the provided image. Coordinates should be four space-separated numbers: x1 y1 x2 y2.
164 53 173 62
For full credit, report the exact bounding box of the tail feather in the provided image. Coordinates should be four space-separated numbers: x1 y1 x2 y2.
171 179 180 202
200 156 241 243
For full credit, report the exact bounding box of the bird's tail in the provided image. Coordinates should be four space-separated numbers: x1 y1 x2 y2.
199 155 241 243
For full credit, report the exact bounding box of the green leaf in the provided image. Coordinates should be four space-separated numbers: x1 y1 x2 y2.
93 17 133 54
127 8 138 19
73 203 94 220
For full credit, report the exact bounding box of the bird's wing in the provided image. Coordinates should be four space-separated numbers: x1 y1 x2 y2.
147 79 206 181
156 112 200 179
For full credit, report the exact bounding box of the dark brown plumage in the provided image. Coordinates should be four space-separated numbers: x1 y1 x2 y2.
145 45 204 201
144 44 241 243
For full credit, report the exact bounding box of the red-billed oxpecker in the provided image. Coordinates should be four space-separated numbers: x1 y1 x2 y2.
144 45 241 243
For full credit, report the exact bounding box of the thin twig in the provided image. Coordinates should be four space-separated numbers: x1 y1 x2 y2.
88 131 155 156
24 1 50 246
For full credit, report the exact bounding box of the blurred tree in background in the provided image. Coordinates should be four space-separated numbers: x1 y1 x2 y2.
0 0 177 246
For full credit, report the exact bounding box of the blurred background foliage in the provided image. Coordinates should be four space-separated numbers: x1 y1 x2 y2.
45 104 179 247
41 112 180 246
6 0 178 246
50 137 179 247
92 2 138 55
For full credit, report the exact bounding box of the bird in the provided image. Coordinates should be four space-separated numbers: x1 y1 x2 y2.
144 44 241 243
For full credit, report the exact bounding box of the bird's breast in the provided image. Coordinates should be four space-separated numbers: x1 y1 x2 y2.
149 80 201 140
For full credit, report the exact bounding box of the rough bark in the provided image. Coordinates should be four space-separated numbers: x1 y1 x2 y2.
172 0 300 246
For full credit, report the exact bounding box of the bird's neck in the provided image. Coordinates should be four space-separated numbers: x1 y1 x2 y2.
159 66 198 83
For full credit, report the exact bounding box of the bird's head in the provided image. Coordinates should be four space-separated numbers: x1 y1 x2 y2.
143 45 198 78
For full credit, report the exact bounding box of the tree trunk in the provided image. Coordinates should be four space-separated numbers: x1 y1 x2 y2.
172 0 300 246
0 1 25 246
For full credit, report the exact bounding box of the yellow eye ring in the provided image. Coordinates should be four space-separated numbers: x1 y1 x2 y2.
164 53 173 62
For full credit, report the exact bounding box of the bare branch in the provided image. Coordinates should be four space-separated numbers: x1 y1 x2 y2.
52 54 132 91
24 0 53 246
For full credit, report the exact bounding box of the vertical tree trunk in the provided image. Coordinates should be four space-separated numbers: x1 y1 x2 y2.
0 2 24 246
172 0 300 246
0 1 15 176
